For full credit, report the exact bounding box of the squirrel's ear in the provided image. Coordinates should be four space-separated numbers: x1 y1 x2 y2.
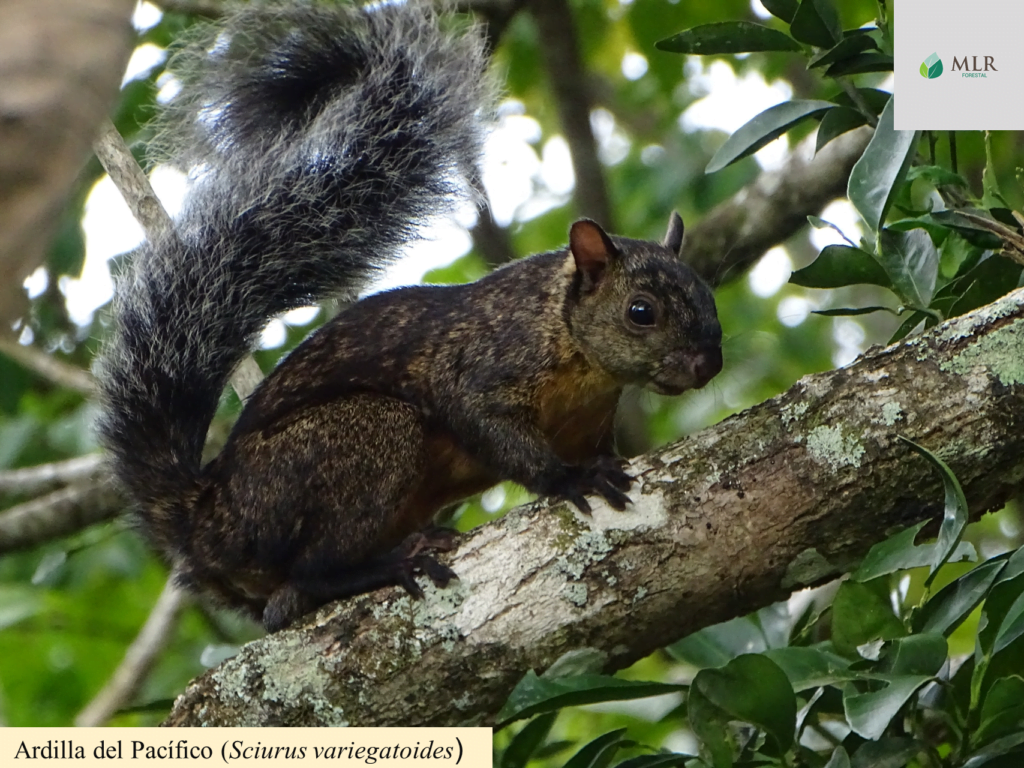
663 211 684 256
569 219 617 290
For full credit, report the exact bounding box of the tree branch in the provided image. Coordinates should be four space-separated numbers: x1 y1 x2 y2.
686 127 873 287
76 577 187 726
528 0 613 228
0 481 122 553
0 454 103 495
93 119 174 244
165 287 1024 727
0 336 96 395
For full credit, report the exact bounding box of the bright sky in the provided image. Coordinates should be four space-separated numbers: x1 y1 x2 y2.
26 0 876 363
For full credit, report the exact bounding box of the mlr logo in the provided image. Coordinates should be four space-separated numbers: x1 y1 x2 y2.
920 52 943 79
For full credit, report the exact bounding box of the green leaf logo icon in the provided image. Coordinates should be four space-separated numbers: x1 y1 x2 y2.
920 52 943 79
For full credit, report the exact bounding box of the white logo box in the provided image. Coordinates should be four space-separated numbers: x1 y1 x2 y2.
895 0 1024 129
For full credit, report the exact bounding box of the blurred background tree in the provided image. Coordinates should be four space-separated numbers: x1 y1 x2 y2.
0 0 1022 762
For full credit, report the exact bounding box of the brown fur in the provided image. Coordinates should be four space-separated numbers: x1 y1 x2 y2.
176 216 721 631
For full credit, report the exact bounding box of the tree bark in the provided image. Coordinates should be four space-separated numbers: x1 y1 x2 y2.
165 286 1024 727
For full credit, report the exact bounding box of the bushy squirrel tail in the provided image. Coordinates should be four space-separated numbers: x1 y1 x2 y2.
96 2 489 553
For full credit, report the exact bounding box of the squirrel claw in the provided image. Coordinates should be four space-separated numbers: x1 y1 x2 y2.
551 457 634 514
397 553 458 599
565 492 593 515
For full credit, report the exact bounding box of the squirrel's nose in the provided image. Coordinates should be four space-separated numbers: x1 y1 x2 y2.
691 346 722 388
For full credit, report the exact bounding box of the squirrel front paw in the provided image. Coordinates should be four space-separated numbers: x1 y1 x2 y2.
547 456 633 514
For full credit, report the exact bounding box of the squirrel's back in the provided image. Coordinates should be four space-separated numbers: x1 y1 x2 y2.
96 1 490 555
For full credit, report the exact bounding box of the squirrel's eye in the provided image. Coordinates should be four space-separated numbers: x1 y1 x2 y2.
628 298 655 327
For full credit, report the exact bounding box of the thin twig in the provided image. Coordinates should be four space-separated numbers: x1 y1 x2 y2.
0 454 104 495
836 77 879 128
75 577 188 726
0 336 95 395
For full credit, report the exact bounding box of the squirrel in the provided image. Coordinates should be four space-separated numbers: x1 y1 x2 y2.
96 1 723 632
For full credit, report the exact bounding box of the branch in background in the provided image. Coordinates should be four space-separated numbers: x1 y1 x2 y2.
94 120 262 399
0 336 96 396
93 119 174 244
0 0 137 329
528 0 613 228
0 454 103 496
166 288 1024 726
0 481 122 554
686 127 873 287
471 205 519 269
75 577 188 726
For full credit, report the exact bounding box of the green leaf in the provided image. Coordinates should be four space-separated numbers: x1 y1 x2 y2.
763 646 852 691
998 547 1024 584
496 672 686 726
832 579 906 656
0 585 43 631
823 746 851 768
928 210 1005 250
915 560 1007 636
844 675 933 739
907 165 970 188
614 754 693 768
687 686 733 768
981 572 1024 658
964 732 1024 767
813 306 898 317
982 131 1010 209
848 97 918 232
790 0 842 48
501 712 558 768
832 87 892 116
808 33 878 68
850 737 926 768
938 231 980 279
877 229 938 307
706 100 834 173
667 616 769 668
884 634 948 677
853 521 976 582
761 0 799 23
824 53 894 77
564 730 630 768
948 255 1024 318
689 655 797 762
656 22 801 54
974 676 1024 748
816 107 867 153
790 244 892 289
897 437 968 583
